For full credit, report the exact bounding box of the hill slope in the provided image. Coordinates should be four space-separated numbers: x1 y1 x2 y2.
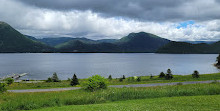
0 22 54 52
157 41 220 54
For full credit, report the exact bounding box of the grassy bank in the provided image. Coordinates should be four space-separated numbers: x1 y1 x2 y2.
35 95 220 111
1 83 220 111
6 73 220 90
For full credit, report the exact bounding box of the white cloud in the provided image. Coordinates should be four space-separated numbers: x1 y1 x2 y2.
0 0 219 41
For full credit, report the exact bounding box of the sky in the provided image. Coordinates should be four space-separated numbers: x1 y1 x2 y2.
0 0 220 41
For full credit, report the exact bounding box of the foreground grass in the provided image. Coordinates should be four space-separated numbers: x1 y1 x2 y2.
6 73 220 90
35 95 220 111
1 83 220 111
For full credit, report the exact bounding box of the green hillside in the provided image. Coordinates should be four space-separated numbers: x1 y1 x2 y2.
0 22 54 53
157 41 220 54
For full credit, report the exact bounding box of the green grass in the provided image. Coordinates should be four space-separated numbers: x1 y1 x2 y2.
6 73 220 90
1 83 220 111
34 95 220 111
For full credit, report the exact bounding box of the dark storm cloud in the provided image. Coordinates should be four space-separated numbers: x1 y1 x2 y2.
17 0 217 21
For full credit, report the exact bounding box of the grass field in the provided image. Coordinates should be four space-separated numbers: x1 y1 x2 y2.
1 83 220 111
6 73 220 90
34 95 220 111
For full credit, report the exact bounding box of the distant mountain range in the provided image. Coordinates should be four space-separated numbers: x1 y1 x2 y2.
0 21 220 53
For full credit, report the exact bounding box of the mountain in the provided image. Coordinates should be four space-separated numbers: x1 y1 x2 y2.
157 41 220 54
55 32 170 53
115 32 170 52
0 22 54 53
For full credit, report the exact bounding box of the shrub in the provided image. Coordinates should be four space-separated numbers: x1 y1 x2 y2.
0 83 7 93
83 75 107 92
108 75 112 80
137 77 141 82
192 70 200 78
165 69 173 80
119 78 123 82
150 74 154 79
159 72 165 78
46 77 53 82
5 78 14 85
70 74 79 86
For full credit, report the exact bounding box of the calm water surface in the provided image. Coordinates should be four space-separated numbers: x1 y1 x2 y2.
0 53 219 80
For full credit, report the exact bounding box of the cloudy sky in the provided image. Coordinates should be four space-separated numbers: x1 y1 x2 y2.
0 0 220 41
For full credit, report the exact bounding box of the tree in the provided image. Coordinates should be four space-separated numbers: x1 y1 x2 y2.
217 54 220 65
70 74 79 86
165 69 173 80
192 70 199 78
159 72 165 78
122 75 126 79
83 75 107 92
51 72 60 82
108 75 112 80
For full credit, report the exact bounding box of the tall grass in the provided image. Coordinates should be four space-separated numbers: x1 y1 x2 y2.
1 83 220 111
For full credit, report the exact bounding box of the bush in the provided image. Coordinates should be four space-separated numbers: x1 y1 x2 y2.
70 74 79 86
137 77 141 82
192 70 200 78
159 72 165 78
46 77 53 82
165 69 173 80
83 75 107 92
5 78 14 85
108 75 112 81
0 83 7 93
119 78 123 82
150 74 154 79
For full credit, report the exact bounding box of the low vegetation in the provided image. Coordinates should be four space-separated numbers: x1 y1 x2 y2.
35 95 220 111
0 83 7 93
0 83 219 110
83 75 107 92
5 73 220 90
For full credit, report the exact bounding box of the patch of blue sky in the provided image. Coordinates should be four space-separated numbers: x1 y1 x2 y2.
176 20 195 29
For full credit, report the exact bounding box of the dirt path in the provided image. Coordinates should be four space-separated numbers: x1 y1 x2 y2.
8 80 219 93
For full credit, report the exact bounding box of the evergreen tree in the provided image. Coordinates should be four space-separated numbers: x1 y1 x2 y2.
122 75 126 79
70 74 79 86
217 54 220 65
159 72 165 78
108 75 112 80
165 69 173 80
51 72 60 82
192 70 199 78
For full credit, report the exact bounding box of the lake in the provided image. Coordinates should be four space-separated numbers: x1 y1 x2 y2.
0 53 219 80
